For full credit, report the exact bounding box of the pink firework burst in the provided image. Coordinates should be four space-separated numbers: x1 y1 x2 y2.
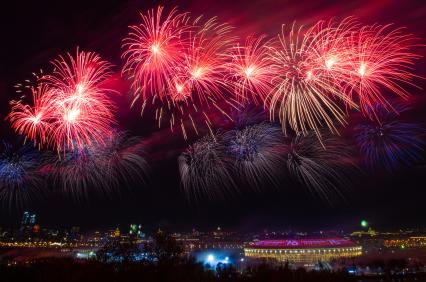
8 84 55 147
226 34 274 105
9 49 116 152
307 18 360 88
169 17 235 103
162 16 236 137
124 11 237 139
341 23 421 119
122 6 191 102
43 49 116 151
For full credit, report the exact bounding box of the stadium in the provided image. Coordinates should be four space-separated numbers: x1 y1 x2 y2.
244 238 362 264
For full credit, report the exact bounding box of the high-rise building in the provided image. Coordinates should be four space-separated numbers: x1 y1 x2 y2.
29 214 36 225
19 211 37 241
20 211 30 228
20 211 36 228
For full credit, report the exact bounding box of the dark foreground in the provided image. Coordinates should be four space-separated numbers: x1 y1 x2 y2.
1 258 426 282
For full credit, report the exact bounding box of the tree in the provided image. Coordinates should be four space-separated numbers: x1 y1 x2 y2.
147 230 183 264
96 237 140 263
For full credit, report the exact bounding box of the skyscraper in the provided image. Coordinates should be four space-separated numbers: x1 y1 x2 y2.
19 211 37 240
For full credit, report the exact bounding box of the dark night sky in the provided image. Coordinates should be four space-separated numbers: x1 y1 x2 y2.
0 0 425 232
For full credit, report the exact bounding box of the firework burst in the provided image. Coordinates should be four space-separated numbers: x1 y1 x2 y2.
123 6 238 139
8 84 55 147
162 16 236 138
284 132 354 202
342 24 421 119
43 49 116 151
267 22 355 136
0 143 45 211
226 35 274 105
178 133 235 200
354 103 425 171
9 49 116 152
122 6 191 100
224 122 284 189
169 17 234 102
50 131 148 201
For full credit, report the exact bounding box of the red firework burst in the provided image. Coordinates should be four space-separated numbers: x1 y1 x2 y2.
123 8 237 139
226 34 274 105
8 84 55 146
162 17 236 137
122 6 191 102
169 17 235 103
9 49 116 152
341 23 421 119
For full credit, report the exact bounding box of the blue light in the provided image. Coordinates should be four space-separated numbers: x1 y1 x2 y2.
207 254 215 263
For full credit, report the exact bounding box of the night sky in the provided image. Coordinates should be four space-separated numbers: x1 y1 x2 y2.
0 0 425 232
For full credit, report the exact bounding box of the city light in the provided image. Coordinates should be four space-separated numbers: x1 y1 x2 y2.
207 254 214 263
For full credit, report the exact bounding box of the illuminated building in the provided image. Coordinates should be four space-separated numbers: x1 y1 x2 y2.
20 211 36 229
244 238 362 264
113 228 120 238
383 236 426 249
19 211 37 240
350 227 378 237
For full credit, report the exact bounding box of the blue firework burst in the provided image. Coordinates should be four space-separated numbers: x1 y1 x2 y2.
224 122 284 189
0 142 44 210
354 103 425 171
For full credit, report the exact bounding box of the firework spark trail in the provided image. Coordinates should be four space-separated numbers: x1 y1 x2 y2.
226 35 274 105
122 6 191 101
178 133 235 200
9 49 117 152
342 24 421 120
224 122 285 189
284 132 355 203
354 103 425 171
50 131 148 201
0 143 45 211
